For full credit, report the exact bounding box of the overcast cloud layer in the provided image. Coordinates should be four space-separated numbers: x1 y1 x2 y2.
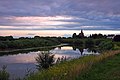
0 0 120 30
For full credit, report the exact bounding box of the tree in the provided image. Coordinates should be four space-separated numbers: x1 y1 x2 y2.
0 36 14 41
36 51 55 70
113 35 120 42
72 33 77 38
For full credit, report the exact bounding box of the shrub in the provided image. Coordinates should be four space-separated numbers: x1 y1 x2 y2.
85 39 94 48
0 42 7 49
73 39 84 46
36 51 55 70
0 65 9 80
99 41 114 51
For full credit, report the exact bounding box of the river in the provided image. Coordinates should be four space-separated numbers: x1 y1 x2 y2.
0 45 99 79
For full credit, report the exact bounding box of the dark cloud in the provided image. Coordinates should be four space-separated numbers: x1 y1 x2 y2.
0 0 120 17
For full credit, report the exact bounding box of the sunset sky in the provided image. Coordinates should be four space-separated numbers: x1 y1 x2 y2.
0 0 120 37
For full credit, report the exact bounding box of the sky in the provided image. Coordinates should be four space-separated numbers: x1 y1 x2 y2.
0 0 120 37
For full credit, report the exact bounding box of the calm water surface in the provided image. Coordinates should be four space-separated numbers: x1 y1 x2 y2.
0 45 99 79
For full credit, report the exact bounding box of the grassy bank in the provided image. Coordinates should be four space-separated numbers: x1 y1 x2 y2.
26 50 120 80
77 51 120 80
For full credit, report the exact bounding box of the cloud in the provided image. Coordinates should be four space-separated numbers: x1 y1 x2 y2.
0 16 120 30
0 0 120 17
0 0 120 30
27 33 36 36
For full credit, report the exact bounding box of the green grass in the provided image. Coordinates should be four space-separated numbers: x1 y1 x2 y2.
114 42 120 50
77 52 120 80
26 50 120 80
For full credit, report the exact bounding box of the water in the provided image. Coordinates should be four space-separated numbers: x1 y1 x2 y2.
0 45 99 79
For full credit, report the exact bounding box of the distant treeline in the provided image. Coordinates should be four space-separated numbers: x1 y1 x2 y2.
0 36 60 49
0 34 120 50
72 33 120 42
0 34 120 42
0 36 14 41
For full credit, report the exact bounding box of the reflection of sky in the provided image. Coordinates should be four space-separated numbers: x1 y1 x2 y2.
0 52 39 79
83 49 99 55
50 46 99 59
0 46 99 64
0 52 39 64
0 46 100 66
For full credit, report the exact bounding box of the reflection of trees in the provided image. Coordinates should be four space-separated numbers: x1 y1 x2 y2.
72 45 98 55
0 47 55 56
78 48 84 55
58 46 61 50
72 46 76 51
85 39 94 48
72 45 84 55
87 48 97 53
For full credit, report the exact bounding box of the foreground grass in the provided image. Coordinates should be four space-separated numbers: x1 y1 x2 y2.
77 52 120 80
26 50 120 80
114 42 120 50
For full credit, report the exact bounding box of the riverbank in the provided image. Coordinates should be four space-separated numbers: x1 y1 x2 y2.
0 44 68 55
0 37 60 51
26 50 120 80
77 51 120 80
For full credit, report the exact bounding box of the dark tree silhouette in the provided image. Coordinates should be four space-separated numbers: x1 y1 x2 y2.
113 35 120 42
72 30 84 38
72 33 77 38
89 34 106 39
0 36 14 41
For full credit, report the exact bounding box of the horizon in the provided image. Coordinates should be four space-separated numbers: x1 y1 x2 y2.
0 30 120 38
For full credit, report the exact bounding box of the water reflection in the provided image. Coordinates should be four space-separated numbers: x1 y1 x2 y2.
51 45 99 60
0 45 99 79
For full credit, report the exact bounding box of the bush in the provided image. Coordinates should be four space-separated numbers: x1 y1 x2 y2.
73 39 84 46
85 39 94 48
0 65 9 80
36 51 55 70
99 41 114 51
0 42 7 49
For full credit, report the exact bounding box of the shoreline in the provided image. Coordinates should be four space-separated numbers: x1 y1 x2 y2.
0 44 68 54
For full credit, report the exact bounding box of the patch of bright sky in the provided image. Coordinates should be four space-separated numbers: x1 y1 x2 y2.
0 30 120 38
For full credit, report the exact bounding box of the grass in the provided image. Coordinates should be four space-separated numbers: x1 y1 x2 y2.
114 42 120 50
26 50 120 80
77 52 120 80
